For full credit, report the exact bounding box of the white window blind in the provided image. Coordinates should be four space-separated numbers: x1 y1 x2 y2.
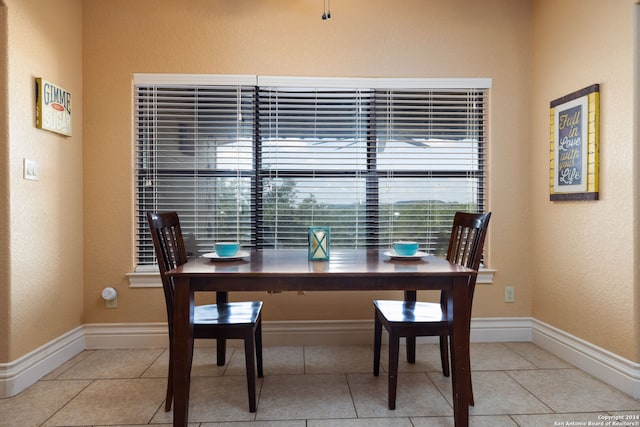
258 86 370 248
134 75 489 265
135 77 256 264
373 88 486 251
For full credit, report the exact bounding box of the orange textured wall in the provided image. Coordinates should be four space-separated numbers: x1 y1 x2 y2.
531 0 637 360
82 0 534 325
5 0 84 361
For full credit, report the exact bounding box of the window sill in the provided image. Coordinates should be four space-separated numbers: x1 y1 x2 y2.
127 266 496 288
127 265 162 288
477 267 496 284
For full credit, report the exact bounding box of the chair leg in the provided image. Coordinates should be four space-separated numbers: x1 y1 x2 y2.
466 294 475 406
255 319 263 378
388 333 400 410
217 339 226 366
447 332 474 406
439 335 450 377
469 362 475 406
373 312 382 376
244 331 257 413
164 347 173 412
406 336 416 364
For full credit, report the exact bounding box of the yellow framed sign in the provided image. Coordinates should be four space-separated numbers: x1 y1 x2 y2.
549 84 599 201
35 78 72 136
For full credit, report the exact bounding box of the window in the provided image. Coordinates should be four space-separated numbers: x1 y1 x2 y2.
134 75 490 266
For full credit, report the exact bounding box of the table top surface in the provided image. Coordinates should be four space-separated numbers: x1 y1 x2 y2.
167 249 476 278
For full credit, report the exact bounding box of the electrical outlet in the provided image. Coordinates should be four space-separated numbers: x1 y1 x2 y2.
105 296 118 309
504 286 515 303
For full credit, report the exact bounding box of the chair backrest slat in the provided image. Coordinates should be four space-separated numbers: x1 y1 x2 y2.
146 211 188 326
446 212 491 271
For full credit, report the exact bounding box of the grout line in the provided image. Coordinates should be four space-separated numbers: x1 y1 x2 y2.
40 378 95 427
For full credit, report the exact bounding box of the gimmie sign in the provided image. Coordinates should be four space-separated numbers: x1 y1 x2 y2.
35 78 72 136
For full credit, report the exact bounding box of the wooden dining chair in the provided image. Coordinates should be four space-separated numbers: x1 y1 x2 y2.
373 211 491 410
146 211 263 413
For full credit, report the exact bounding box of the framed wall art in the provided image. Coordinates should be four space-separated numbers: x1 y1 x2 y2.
35 78 72 136
549 84 599 201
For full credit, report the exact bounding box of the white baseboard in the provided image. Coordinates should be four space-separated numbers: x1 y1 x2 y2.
1 317 638 402
470 317 532 342
532 318 640 399
83 322 169 349
0 327 85 398
82 318 533 348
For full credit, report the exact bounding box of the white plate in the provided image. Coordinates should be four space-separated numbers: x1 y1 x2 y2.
384 250 429 260
202 251 250 261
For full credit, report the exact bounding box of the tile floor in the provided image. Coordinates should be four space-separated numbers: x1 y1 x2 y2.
2 342 640 426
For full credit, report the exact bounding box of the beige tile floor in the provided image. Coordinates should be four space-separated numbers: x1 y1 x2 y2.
2 342 640 426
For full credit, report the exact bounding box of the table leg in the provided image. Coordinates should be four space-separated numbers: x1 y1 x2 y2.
173 277 195 427
449 276 471 427
216 291 228 366
404 290 417 363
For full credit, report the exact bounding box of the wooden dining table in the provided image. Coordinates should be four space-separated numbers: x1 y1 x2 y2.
166 249 477 427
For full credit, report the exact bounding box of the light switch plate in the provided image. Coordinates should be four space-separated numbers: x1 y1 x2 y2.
23 158 39 181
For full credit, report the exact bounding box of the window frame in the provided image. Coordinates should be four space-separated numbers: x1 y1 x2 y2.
130 74 494 285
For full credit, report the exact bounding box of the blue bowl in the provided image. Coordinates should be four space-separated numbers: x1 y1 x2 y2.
393 241 419 256
215 242 240 257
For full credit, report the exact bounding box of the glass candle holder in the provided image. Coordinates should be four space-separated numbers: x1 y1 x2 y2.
308 227 330 260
